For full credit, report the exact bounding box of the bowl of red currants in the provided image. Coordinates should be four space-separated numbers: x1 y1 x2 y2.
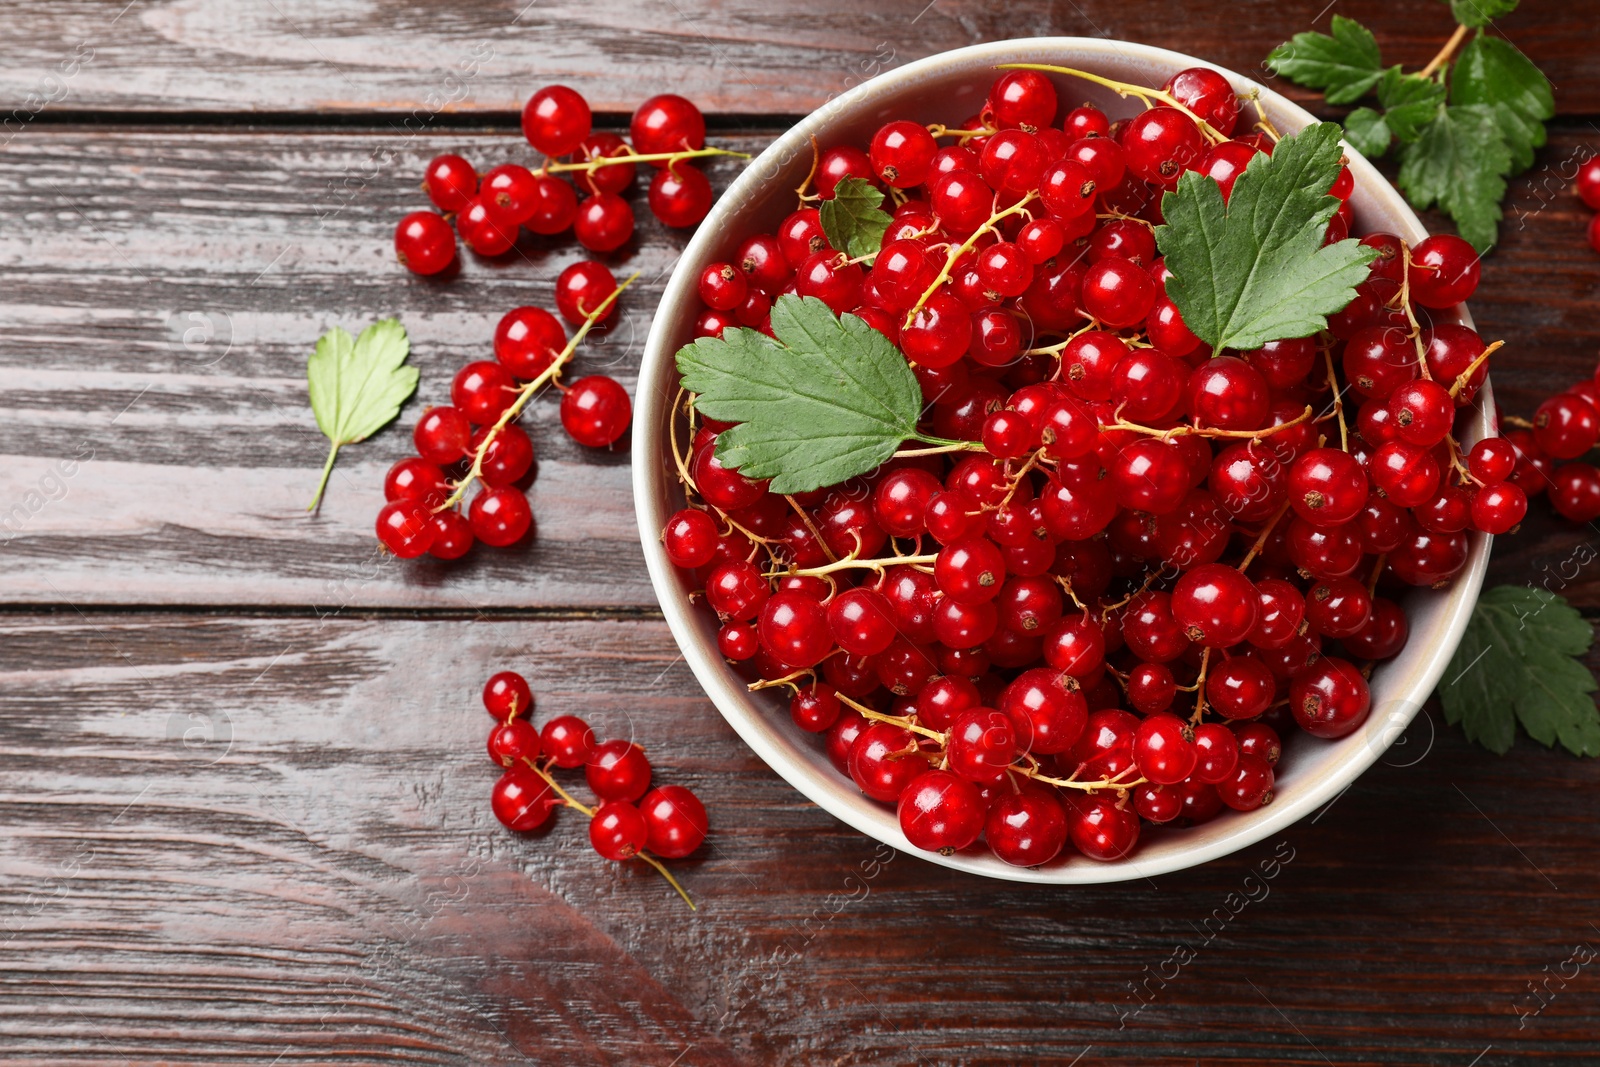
634 38 1493 882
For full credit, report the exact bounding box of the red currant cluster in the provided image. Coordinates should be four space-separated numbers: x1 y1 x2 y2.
663 66 1511 865
395 86 736 272
483 670 707 906
1577 157 1600 255
1508 362 1600 521
375 262 635 559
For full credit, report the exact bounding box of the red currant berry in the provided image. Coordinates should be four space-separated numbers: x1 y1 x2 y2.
1191 722 1240 784
1080 256 1156 328
423 154 478 213
849 722 925 801
495 306 566 379
705 560 771 621
453 360 516 424
1371 440 1441 507
1132 713 1197 785
541 715 597 769
428 509 474 560
1288 447 1369 526
649 164 714 227
1304 577 1372 639
482 670 533 720
586 739 652 802
947 708 1017 782
414 405 472 464
759 591 833 668
560 375 631 448
555 260 619 325
1127 662 1176 714
376 500 436 558
488 718 542 768
394 211 456 275
815 145 875 198
1344 597 1410 660
639 786 708 858
1387 379 1454 447
1070 799 1140 861
825 587 897 658
590 801 649 861
1471 480 1526 534
663 508 718 568
870 119 939 187
1290 656 1370 738
989 69 1057 130
1532 392 1600 459
468 486 533 547
1122 106 1205 187
898 769 986 852
1218 754 1274 811
698 262 749 312
1549 462 1600 522
718 620 758 660
1172 563 1259 647
473 424 535 488
384 457 449 507
986 787 1068 866
631 94 706 160
457 197 518 256
522 85 592 156
790 682 843 733
1409 235 1480 307
1206 654 1275 720
1467 437 1517 483
573 193 634 252
1163 67 1240 136
491 768 559 831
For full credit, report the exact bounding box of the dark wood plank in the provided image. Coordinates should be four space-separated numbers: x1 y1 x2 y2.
5 124 1600 609
0 0 1589 117
1 612 1597 1065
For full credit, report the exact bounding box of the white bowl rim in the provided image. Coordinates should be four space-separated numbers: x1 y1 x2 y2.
632 36 1492 883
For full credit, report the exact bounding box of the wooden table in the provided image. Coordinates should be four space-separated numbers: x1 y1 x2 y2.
3 2 1598 1063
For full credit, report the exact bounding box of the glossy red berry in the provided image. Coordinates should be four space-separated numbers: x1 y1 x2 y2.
487 718 541 768
639 786 708 858
985 788 1067 867
495 306 566 379
760 591 833 668
523 85 592 156
1471 481 1527 534
1467 437 1518 483
468 486 533 547
1532 393 1600 459
473 424 535 487
663 508 719 568
586 739 652 802
1172 563 1259 647
555 260 619 325
827 587 897 658
492 768 559 831
946 708 1017 782
457 197 518 256
649 164 714 227
394 211 456 275
384 457 450 507
1218 755 1275 811
1122 107 1205 187
1070 800 1140 861
1080 256 1156 328
870 119 939 187
453 360 516 424
630 94 705 160
935 537 1007 604
423 154 478 212
898 769 986 852
1289 448 1369 526
537 715 596 770
414 405 472 464
1132 713 1197 785
1409 235 1480 308
1387 379 1454 447
849 722 925 801
589 801 649 861
1290 657 1371 738
989 70 1057 130
1188 356 1269 431
560 375 631 447
427 510 474 560
376 500 436 558
573 193 634 252
483 670 533 720
1163 67 1240 136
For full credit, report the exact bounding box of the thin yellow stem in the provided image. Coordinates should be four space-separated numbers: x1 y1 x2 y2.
926 122 999 141
996 63 1230 144
522 758 594 818
546 145 749 174
1104 404 1315 442
1448 340 1504 399
1238 499 1292 575
1014 762 1148 792
904 192 1039 329
439 272 639 512
1191 648 1212 725
775 551 940 579
837 693 948 742
636 852 697 911
1323 347 1348 452
1418 22 1472 80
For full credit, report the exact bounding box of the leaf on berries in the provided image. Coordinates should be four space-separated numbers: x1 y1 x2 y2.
1156 122 1377 354
1343 107 1393 158
1396 103 1510 252
676 295 925 494
1438 585 1600 757
818 176 892 259
306 318 417 512
1376 68 1448 142
1444 0 1519 29
1266 16 1385 105
1450 33 1553 172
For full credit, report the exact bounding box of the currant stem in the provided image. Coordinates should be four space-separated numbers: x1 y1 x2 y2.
904 191 1039 329
545 145 750 175
995 63 1230 144
635 852 697 911
925 122 999 141
1397 243 1432 377
1367 552 1387 596
1190 647 1212 725
1322 346 1349 452
837 693 948 742
1014 761 1148 792
774 551 941 579
1238 499 1292 575
1448 340 1505 399
1418 22 1472 80
439 272 640 513
522 758 594 818
306 440 340 513
1104 404 1315 442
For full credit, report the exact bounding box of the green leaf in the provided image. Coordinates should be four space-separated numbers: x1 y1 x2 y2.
1376 67 1449 142
1155 122 1377 353
1445 0 1518 29
1450 33 1553 172
1396 102 1511 252
818 176 892 259
676 295 925 494
1344 107 1393 158
1438 586 1600 757
1266 15 1385 104
305 318 418 511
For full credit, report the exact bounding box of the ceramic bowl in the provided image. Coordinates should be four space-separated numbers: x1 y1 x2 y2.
633 37 1492 882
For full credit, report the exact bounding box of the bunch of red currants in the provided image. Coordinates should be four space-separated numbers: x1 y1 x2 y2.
395 86 727 271
663 65 1516 866
483 669 707 903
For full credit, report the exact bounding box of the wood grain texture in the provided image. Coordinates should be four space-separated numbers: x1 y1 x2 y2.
5 125 1600 608
1 613 1598 1066
0 0 1590 117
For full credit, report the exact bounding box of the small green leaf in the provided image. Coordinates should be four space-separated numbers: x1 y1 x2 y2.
676 295 925 494
306 318 418 511
1438 586 1600 757
1266 15 1385 104
1344 107 1393 158
818 177 892 259
1396 102 1511 252
1450 33 1553 172
1445 0 1518 29
1376 67 1449 142
1156 122 1377 353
